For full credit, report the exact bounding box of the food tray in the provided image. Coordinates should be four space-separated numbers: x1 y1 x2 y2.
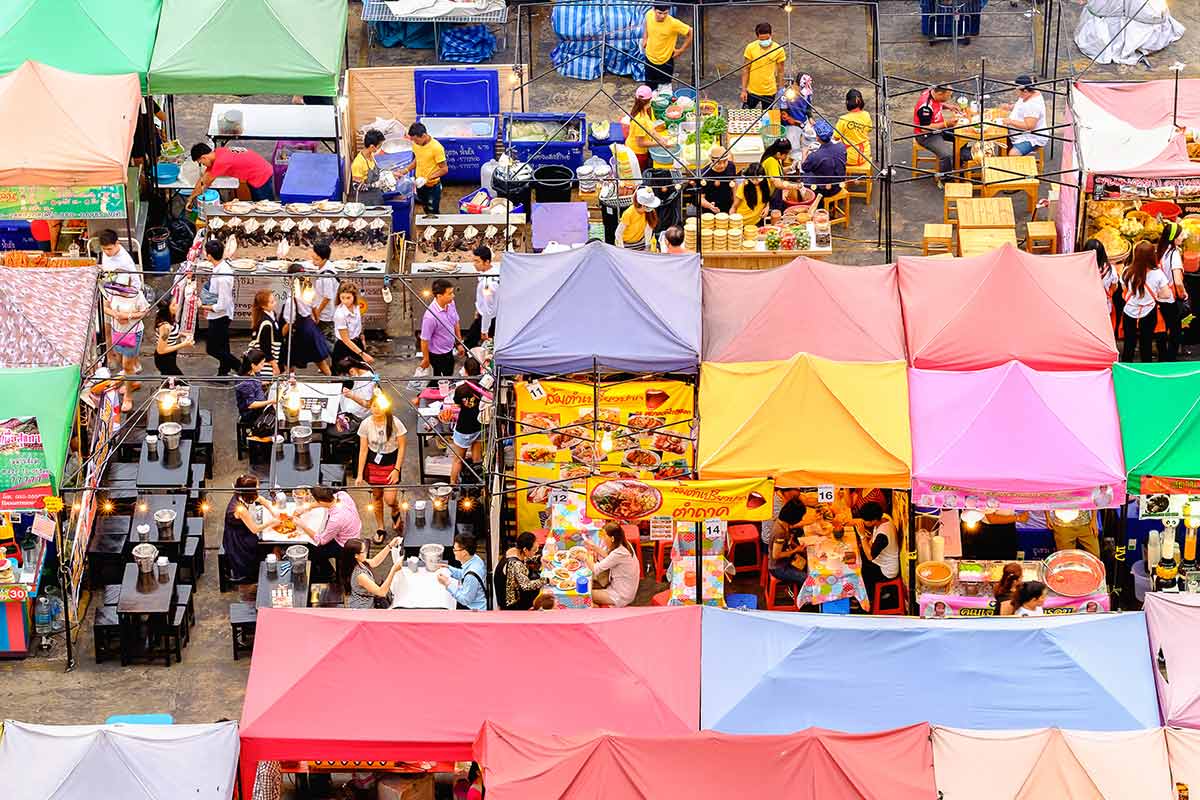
724 109 770 136
1043 550 1104 598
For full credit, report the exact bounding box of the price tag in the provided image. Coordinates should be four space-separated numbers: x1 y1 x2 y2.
31 513 56 542
547 488 573 508
525 380 546 400
42 495 63 514
817 485 835 504
650 515 674 541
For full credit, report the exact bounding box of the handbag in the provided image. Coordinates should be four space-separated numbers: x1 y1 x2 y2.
111 328 139 349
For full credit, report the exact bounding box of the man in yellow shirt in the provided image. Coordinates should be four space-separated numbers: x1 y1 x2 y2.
641 4 692 90
741 22 786 110
401 122 449 214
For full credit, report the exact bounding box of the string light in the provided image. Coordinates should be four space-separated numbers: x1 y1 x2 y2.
960 509 984 529
372 390 392 413
461 498 474 511
137 501 148 512
1053 509 1080 524
102 500 115 513
600 430 614 453
784 87 797 101
72 500 81 512
784 1 793 11
401 499 411 512
367 502 376 512
200 500 211 514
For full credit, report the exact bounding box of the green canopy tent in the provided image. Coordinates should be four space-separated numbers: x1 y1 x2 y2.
148 0 347 96
0 0 162 91
1113 362 1200 493
0 366 81 496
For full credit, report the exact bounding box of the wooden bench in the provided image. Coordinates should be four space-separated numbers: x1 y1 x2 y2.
230 602 258 660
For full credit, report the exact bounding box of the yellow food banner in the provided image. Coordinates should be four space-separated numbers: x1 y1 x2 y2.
514 379 695 532
585 476 776 521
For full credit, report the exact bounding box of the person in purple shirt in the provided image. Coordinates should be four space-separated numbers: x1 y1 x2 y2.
420 279 463 380
801 119 847 199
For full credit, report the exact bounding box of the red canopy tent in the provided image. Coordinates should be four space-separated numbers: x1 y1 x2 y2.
238 607 701 797
897 244 1117 371
473 721 936 800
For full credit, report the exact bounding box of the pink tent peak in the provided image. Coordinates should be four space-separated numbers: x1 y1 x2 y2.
1075 79 1200 132
475 722 936 800
238 607 701 799
897 243 1117 371
0 61 140 186
1168 728 1200 791
909 362 1126 509
1144 592 1200 727
702 258 905 362
932 727 1173 800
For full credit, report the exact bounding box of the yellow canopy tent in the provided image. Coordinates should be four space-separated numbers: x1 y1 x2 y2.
697 354 912 488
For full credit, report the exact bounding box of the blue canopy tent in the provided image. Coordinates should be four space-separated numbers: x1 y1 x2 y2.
701 608 1160 734
493 241 701 374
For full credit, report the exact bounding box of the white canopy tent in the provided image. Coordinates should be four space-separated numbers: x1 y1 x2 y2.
1074 0 1184 66
0 720 239 800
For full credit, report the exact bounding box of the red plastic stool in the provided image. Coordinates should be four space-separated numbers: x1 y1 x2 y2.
726 522 762 580
762 563 798 612
871 577 906 615
650 589 671 606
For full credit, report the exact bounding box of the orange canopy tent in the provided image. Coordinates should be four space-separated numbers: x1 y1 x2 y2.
697 354 911 488
897 244 1117 371
0 61 140 186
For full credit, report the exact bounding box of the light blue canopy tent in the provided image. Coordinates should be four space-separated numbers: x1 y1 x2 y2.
493 241 701 374
701 608 1160 733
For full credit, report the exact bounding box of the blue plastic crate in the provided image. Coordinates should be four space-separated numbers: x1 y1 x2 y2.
279 151 342 203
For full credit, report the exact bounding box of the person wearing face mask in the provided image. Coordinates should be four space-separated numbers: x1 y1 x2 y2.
741 23 786 110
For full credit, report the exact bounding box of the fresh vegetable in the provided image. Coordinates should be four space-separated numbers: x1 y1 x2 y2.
764 229 782 250
699 115 727 140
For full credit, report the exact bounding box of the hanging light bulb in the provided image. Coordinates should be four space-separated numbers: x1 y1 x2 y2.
137 501 148 512
1053 509 1081 524
960 509 984 529
372 390 392 413
102 500 115 513
200 500 211 514
784 87 797 101
72 500 81 512
600 430 614 453
367 501 376 512
300 284 316 305
462 497 474 511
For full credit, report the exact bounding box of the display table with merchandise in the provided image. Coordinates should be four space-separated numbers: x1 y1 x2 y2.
917 556 1110 617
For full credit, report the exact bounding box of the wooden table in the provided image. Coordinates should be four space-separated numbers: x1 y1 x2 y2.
266 444 321 490
981 156 1039 207
116 562 177 667
256 559 311 609
956 197 1016 230
952 113 1009 172
128 494 187 561
137 440 193 489
699 247 833 269
958 228 1019 258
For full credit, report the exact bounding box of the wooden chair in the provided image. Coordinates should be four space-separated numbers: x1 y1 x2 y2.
911 140 940 175
230 602 257 660
165 605 189 663
93 606 121 664
822 188 851 228
943 182 974 225
1025 220 1058 254
844 162 873 206
923 223 955 256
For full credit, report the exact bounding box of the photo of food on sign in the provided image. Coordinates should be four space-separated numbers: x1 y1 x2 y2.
513 380 696 532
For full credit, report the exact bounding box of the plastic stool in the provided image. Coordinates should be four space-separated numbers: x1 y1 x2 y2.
651 589 671 606
820 598 851 614
105 714 174 725
871 577 906 615
726 593 758 610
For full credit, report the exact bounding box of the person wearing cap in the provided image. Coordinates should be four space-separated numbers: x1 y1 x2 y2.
696 146 738 214
616 187 661 250
624 86 659 171
802 120 847 199
999 75 1048 157
641 3 692 91
741 22 786 110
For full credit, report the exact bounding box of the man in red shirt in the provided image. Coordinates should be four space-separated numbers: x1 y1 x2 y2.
912 84 960 185
186 143 276 209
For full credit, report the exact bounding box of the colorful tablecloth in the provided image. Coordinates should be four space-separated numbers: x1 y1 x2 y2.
668 556 726 607
796 539 867 608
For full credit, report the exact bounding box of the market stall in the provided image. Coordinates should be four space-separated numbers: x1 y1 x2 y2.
239 607 701 798
0 719 240 800
915 554 1111 617
701 258 905 363
474 721 937 800
700 607 1161 733
1114 363 1200 494
931 727 1174 800
897 244 1117 371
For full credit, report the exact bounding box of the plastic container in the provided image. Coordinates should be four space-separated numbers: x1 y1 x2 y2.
155 162 180 184
492 161 534 211
272 140 319 192
147 227 171 272
533 165 574 203
414 67 501 176
1142 200 1182 220
587 122 623 164
279 151 342 203
648 145 680 170
504 112 586 171
34 597 51 636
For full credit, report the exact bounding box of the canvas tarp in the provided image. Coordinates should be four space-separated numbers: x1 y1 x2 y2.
0 0 161 91
909 362 1126 510
697 354 910 488
1168 728 1200 790
931 727 1173 800
897 244 1117 371
0 61 140 186
701 259 905 363
0 265 98 368
0 719 240 800
1144 593 1200 728
239 607 700 798
1071 80 1200 178
493 241 701 374
0 366 81 493
1113 363 1200 492
700 607 1161 733
148 0 347 96
474 721 937 800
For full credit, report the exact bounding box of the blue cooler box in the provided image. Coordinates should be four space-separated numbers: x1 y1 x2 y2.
376 152 416 240
504 112 586 171
414 68 499 184
280 151 342 203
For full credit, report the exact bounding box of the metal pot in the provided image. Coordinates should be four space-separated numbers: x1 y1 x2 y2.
154 508 177 540
158 422 182 451
290 425 313 447
132 543 159 574
285 544 308 581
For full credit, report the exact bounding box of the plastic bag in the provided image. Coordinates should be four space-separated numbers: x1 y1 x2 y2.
406 365 432 393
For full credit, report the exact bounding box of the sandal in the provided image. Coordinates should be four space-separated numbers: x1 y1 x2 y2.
374 529 386 545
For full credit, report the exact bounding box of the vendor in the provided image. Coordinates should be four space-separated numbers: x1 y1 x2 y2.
1044 509 1099 556
464 245 498 348
351 129 405 205
624 86 658 171
186 143 275 207
616 187 662 250
695 146 738 214
731 163 770 225
438 534 488 610
761 139 811 209
963 510 1029 560
1000 76 1048 157
802 120 847 199
400 122 448 215
856 502 899 600
339 538 404 609
741 22 786 110
835 89 873 169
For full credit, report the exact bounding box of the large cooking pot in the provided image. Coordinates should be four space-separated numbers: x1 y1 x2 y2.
132 543 159 574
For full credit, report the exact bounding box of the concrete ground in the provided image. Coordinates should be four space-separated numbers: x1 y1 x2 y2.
4 0 1199 732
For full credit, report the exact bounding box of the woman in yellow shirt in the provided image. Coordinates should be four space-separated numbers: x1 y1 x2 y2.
760 139 806 209
616 188 662 250
731 163 770 226
624 85 658 171
350 129 388 203
834 89 873 168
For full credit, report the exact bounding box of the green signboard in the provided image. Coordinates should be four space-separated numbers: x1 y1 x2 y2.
0 184 127 220
0 417 52 512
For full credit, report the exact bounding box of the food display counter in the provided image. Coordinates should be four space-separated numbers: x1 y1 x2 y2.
688 202 832 268
917 554 1110 618
410 212 526 272
0 514 49 658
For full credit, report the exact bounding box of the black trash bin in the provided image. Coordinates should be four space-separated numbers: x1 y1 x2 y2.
600 194 631 245
533 165 575 204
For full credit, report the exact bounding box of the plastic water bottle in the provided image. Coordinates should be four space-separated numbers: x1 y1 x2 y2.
46 586 65 633
34 596 51 636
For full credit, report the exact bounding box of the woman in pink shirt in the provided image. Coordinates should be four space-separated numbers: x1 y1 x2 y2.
186 143 276 208
586 523 640 607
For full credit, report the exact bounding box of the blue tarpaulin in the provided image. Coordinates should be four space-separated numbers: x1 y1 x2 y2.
440 24 496 63
550 1 649 81
701 608 1161 734
493 241 700 374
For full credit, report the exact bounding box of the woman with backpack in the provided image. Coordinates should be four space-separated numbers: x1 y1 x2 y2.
495 532 546 610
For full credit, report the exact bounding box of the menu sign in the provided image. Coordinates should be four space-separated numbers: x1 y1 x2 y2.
0 184 127 219
1091 174 1200 201
0 418 52 511
585 476 775 522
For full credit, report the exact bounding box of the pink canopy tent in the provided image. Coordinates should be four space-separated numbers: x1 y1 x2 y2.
0 265 99 367
239 607 700 798
931 727 1173 800
0 61 140 186
1168 728 1200 791
1144 593 1200 728
701 258 905 362
909 362 1126 510
474 722 936 800
897 244 1117 371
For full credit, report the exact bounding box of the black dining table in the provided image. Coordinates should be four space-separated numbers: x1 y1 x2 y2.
403 502 457 559
127 494 187 560
116 562 177 667
256 559 311 609
137 439 193 489
146 386 201 434
268 443 321 489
